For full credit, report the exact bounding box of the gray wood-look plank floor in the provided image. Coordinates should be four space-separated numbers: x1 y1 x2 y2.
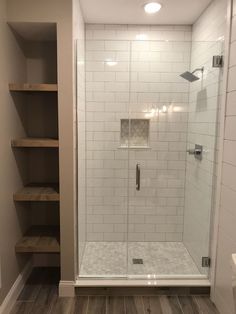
10 268 220 314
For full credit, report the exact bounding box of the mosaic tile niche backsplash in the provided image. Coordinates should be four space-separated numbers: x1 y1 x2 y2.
120 119 150 148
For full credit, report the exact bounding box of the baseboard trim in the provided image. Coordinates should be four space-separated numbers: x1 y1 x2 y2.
0 260 33 314
59 281 75 297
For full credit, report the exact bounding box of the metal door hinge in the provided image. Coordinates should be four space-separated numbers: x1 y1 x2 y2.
202 257 211 268
133 258 143 265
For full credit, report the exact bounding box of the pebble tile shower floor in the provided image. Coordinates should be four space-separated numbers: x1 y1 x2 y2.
80 242 200 277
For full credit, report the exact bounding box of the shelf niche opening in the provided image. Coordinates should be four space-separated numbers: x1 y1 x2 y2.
8 22 57 85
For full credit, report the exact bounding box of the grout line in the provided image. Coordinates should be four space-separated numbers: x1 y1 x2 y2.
222 160 236 168
106 295 108 314
193 295 203 313
16 300 35 303
141 295 146 314
123 296 126 314
124 296 127 314
86 296 89 314
176 296 185 314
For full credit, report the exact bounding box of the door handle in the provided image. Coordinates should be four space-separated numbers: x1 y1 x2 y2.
136 163 140 191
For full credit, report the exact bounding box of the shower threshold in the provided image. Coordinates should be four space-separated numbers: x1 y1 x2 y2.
75 277 210 288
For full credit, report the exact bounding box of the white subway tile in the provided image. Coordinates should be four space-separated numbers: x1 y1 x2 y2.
103 215 126 223
93 71 116 82
86 40 105 51
105 40 129 51
145 233 165 241
225 116 236 140
86 61 104 71
228 66 236 92
222 163 236 191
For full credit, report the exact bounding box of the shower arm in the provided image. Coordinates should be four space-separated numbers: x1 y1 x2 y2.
192 67 204 75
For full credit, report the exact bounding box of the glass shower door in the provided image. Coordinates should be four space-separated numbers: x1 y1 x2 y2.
78 36 223 280
127 39 192 278
127 39 223 278
183 40 223 276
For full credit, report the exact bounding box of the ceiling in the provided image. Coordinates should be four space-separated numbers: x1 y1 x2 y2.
9 23 57 41
80 0 212 25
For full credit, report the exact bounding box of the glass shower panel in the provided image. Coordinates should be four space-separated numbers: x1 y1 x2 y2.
127 40 192 277
183 40 223 276
78 40 131 278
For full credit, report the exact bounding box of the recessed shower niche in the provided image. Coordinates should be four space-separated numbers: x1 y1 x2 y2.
120 119 150 148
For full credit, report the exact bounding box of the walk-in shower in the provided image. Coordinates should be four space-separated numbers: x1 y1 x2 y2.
76 17 226 283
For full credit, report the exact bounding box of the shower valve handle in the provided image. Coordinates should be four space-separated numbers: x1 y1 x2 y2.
187 148 196 155
187 144 203 160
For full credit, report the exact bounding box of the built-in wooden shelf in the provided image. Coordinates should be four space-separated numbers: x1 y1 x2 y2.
15 226 60 253
13 183 59 202
9 83 58 92
11 138 59 148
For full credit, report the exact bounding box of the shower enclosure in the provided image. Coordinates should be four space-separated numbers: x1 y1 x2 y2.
77 25 224 281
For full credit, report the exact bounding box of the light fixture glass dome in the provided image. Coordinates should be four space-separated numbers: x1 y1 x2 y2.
144 2 162 14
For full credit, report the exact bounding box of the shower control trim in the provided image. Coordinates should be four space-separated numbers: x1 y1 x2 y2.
212 55 223 68
187 144 203 160
136 163 140 191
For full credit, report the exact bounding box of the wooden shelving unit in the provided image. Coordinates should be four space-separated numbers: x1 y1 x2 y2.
9 25 60 257
15 226 60 253
13 183 59 201
9 83 58 92
11 138 59 148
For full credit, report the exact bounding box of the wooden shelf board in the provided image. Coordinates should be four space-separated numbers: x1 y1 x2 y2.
14 183 59 201
15 226 60 253
12 138 59 148
9 83 58 92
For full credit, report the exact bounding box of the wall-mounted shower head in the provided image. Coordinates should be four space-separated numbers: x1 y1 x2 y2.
180 67 204 82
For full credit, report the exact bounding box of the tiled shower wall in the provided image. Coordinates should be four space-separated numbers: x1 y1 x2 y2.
214 0 236 313
85 24 191 241
183 0 227 274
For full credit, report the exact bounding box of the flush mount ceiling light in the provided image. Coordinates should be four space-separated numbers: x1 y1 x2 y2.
106 60 117 66
144 2 162 14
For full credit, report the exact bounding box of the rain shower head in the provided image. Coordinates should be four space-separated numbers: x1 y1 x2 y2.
180 67 204 82
180 71 200 82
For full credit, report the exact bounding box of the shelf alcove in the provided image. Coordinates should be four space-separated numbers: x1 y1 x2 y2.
9 22 60 256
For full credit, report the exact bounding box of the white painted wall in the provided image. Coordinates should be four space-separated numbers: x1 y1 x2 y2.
0 0 30 305
183 0 227 275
